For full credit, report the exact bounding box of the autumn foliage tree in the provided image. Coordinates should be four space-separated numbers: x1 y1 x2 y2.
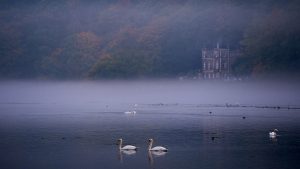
41 32 102 78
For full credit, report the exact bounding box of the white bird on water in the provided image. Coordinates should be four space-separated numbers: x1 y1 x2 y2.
148 138 168 152
124 110 136 114
269 129 278 138
117 138 138 150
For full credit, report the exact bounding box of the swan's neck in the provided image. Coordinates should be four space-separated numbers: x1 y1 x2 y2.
119 140 122 149
148 141 153 150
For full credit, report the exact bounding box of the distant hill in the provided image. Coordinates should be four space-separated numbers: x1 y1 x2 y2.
0 0 299 79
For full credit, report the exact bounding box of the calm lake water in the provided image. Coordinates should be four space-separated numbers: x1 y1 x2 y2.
0 80 300 169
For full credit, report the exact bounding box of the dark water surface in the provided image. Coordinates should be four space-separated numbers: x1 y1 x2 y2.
0 81 300 169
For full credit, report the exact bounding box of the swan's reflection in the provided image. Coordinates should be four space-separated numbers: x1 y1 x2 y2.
270 136 278 142
148 150 167 166
118 149 137 163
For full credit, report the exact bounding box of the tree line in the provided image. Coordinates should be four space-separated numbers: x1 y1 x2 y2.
0 0 299 79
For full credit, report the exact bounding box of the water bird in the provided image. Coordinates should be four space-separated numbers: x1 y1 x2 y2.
117 138 138 150
269 129 278 138
209 111 212 114
242 116 246 119
148 139 168 152
124 110 136 114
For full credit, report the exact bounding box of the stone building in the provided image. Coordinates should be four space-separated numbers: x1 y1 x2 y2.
202 45 230 79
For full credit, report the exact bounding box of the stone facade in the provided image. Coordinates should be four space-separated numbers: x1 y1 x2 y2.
202 47 230 79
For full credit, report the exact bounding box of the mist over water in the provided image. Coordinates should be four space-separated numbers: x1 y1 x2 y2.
0 80 300 169
1 80 299 106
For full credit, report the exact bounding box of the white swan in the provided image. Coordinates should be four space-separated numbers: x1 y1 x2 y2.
269 129 278 138
124 110 136 114
148 138 168 152
117 138 138 150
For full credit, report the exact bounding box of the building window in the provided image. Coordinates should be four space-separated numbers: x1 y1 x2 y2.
215 62 219 69
214 51 218 55
203 62 206 70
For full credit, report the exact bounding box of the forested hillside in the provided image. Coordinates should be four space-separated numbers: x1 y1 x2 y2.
0 0 299 79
